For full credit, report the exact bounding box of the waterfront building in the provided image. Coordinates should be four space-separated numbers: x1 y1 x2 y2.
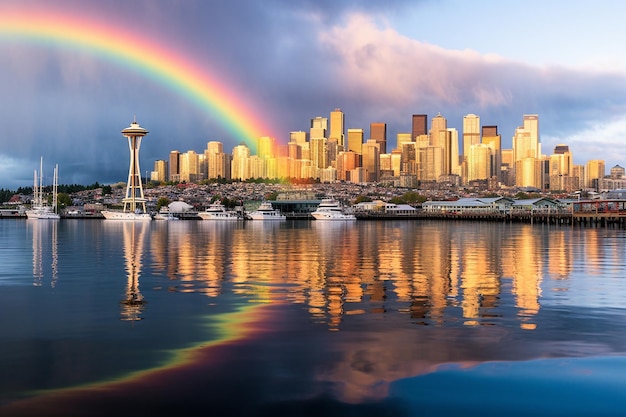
329 108 345 149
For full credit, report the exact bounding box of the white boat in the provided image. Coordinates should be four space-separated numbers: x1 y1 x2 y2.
311 198 356 221
26 158 60 220
101 210 153 221
154 206 179 221
198 201 239 221
247 201 286 221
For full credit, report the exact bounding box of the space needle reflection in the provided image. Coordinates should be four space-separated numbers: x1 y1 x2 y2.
120 221 148 321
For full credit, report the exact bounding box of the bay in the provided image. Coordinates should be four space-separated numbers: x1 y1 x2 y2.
1 218 625 416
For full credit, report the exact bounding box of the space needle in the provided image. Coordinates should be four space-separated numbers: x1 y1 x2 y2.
101 118 152 220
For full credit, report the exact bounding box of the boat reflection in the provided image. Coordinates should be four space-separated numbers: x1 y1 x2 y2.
30 220 58 287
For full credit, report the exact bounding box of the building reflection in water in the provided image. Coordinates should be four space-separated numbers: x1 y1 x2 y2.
141 220 597 402
120 221 148 321
31 220 58 288
147 221 570 332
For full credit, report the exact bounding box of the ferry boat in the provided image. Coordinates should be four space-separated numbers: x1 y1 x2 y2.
25 158 60 220
247 201 286 221
311 198 356 221
198 201 239 221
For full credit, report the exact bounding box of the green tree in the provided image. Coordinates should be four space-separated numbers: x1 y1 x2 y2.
156 197 170 211
56 193 72 209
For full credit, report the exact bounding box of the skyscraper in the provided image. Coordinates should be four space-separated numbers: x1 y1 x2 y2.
310 116 327 140
513 114 541 188
169 150 180 182
369 122 387 154
412 114 427 140
462 114 481 157
347 128 364 154
482 125 501 181
362 139 380 182
329 108 345 148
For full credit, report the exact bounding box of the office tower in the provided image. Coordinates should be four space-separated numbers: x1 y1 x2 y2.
152 159 167 182
347 128 364 154
400 142 417 176
430 113 451 176
206 141 230 180
169 150 181 182
396 132 412 151
391 150 402 177
463 114 481 157
231 144 250 180
513 114 541 188
310 116 327 140
288 141 302 160
551 144 573 175
336 151 359 182
482 125 501 181
290 131 308 144
257 136 275 160
329 108 345 148
370 122 387 154
586 160 605 189
500 149 514 186
610 165 624 178
362 139 380 182
412 114 427 140
180 150 200 182
419 146 443 181
448 128 460 176
310 137 328 170
467 144 491 181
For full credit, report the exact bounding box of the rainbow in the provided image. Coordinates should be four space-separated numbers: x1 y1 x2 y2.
0 7 275 151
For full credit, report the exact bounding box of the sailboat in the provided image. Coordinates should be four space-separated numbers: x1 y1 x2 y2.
25 157 60 220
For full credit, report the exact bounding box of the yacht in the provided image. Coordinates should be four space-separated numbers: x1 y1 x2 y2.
311 198 356 221
154 206 179 221
247 201 286 221
25 158 60 220
198 201 239 221
101 210 153 221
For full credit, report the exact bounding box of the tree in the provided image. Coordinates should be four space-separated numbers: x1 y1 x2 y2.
156 197 170 211
56 193 72 209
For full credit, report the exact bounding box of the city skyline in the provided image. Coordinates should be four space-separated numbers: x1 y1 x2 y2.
153 110 621 193
2 1 626 189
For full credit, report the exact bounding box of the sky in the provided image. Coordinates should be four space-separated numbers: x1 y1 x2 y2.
1 0 626 189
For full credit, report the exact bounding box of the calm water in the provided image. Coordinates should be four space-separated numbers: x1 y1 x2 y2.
1 218 626 416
